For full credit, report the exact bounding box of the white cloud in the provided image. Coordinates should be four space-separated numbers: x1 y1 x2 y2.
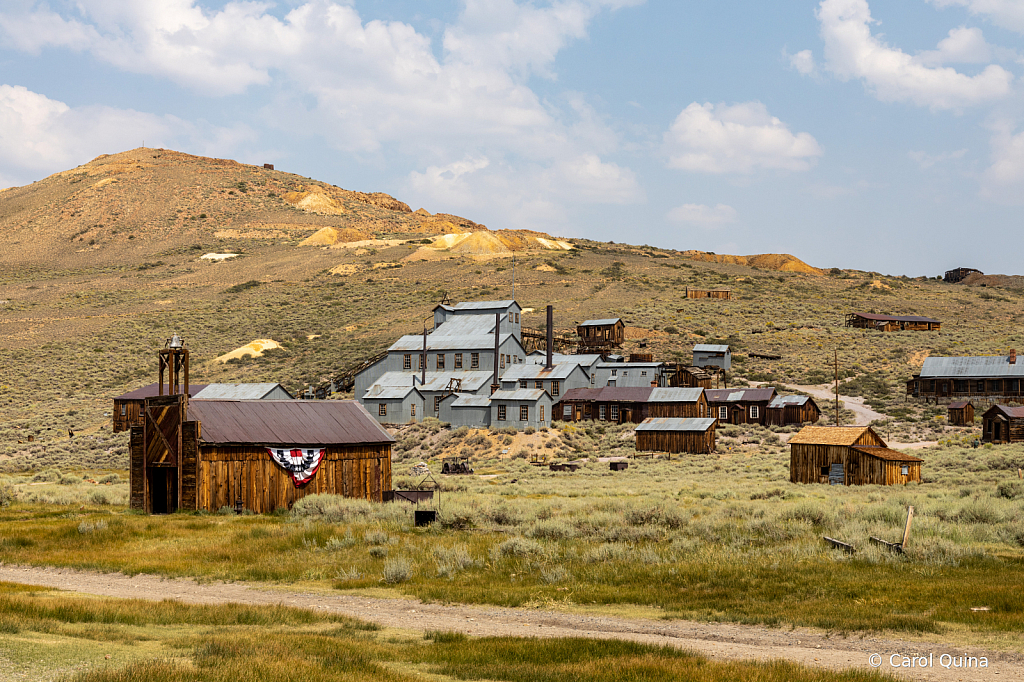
917 27 993 66
928 0 1024 35
664 101 822 174
981 120 1024 201
666 203 738 228
908 148 968 168
817 0 1013 110
789 49 818 75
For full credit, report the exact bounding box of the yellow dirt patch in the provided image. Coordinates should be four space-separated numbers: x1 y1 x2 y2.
329 239 405 251
329 264 359 275
216 339 282 363
683 251 823 275
300 226 370 246
870 280 891 289
283 190 346 215
535 264 557 272
92 178 116 189
908 350 930 367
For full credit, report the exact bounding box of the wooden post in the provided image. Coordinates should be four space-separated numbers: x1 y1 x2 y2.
834 350 840 427
901 506 915 550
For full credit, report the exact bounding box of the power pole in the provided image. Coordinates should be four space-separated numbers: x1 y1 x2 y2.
834 349 840 426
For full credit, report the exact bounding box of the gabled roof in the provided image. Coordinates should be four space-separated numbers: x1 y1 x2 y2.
948 400 973 409
705 388 776 403
788 426 877 446
432 315 497 336
850 312 940 324
636 417 716 432
189 400 394 446
366 371 494 394
920 355 1024 378
983 404 1024 419
851 446 923 463
448 393 492 408
648 388 704 403
694 344 730 353
362 386 423 400
768 395 814 408
560 387 653 403
452 300 518 311
489 389 549 401
597 361 664 368
389 333 517 352
579 318 622 326
114 383 209 400
192 383 293 400
501 363 584 381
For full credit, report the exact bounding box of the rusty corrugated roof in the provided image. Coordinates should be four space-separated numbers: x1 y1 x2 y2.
189 400 394 446
114 383 209 400
851 446 924 463
705 388 776 403
983 404 1024 419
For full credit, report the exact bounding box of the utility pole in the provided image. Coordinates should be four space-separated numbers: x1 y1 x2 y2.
512 250 516 301
834 349 840 426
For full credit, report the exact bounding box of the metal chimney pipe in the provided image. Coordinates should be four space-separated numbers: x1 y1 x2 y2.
421 328 427 386
546 305 554 370
492 313 501 393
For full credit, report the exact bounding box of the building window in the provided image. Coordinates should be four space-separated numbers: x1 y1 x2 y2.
509 312 514 323
599 405 606 421
515 313 519 323
563 405 572 418
455 353 463 369
591 374 595 385
410 404 416 417
610 405 619 421
500 354 505 369
471 352 480 368
988 380 1002 392
520 379 528 388
535 380 544 389
551 381 560 397
120 404 126 416
540 405 545 422
418 354 424 369
641 371 647 377
699 403 705 417
436 354 445 370
403 354 412 369
379 404 387 416
901 465 909 476
520 405 529 421
434 396 441 412
719 406 728 420
954 380 967 393
749 405 759 420
820 466 829 476
498 405 507 421
622 371 628 377
611 369 617 376
584 404 592 417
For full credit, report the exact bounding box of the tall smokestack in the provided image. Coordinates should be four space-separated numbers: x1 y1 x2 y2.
1011 349 1017 365
492 312 500 394
546 305 554 370
421 328 427 386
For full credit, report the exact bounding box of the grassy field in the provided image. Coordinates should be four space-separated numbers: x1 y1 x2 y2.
0 581 900 682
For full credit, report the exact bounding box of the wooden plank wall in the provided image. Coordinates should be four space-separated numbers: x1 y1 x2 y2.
129 427 145 510
197 445 392 513
790 444 921 485
637 428 715 454
112 400 142 433
647 399 704 419
180 421 199 511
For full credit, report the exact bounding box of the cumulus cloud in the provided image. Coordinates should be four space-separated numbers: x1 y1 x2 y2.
928 0 1024 35
664 101 822 174
982 120 1024 201
788 49 818 75
816 0 1013 110
666 203 738 228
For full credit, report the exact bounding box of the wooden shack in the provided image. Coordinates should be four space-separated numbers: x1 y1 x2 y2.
705 387 776 426
766 395 821 426
788 426 922 486
113 383 208 432
556 387 707 423
944 267 981 283
576 318 625 349
981 405 1024 444
907 351 1023 403
947 400 975 426
130 399 394 514
845 313 940 332
636 417 716 454
685 287 731 300
674 365 713 389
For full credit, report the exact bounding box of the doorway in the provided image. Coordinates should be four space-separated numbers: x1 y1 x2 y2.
147 467 178 514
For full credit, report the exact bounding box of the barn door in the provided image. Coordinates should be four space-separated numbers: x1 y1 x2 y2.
828 463 845 485
143 395 185 513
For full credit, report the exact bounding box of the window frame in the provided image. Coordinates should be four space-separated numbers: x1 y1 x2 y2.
497 404 507 421
520 404 529 421
454 353 463 369
403 354 412 370
719 406 729 420
551 381 560 397
436 353 445 370
471 352 480 369
378 403 387 417
749 405 759 420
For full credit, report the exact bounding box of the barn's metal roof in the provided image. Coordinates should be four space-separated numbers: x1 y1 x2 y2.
362 386 423 400
850 312 940 323
192 383 293 400
189 400 394 446
948 400 973 409
432 315 497 336
919 355 1024 378
448 394 493 408
597 361 664 368
114 383 209 400
648 388 704 403
705 388 776 403
851 446 924 463
579 318 622 326
489 389 548 401
389 333 515 352
694 344 730 353
560 387 653 403
768 395 813 408
636 417 716 432
452 300 518 311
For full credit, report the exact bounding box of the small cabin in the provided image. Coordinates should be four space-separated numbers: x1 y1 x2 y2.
766 395 821 426
636 417 717 454
788 426 922 486
705 387 776 426
845 313 940 332
685 287 731 300
576 318 625 349
944 267 981 283
981 405 1024 444
947 400 975 426
489 389 552 429
693 344 731 371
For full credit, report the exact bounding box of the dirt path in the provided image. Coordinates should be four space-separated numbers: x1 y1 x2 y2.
784 384 887 426
0 565 1019 681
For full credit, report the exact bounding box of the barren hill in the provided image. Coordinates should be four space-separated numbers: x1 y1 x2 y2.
681 251 823 275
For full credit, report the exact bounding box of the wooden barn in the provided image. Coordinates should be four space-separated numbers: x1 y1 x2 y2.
788 426 922 486
766 395 821 426
845 313 940 332
113 383 208 433
947 400 975 426
636 417 717 455
577 318 625 350
672 365 713 389
981 405 1024 444
130 398 393 514
685 287 731 300
556 387 707 423
944 267 981 283
907 351 1023 402
705 387 776 426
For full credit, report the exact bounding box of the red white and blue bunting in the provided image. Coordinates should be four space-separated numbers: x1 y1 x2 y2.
267 447 325 486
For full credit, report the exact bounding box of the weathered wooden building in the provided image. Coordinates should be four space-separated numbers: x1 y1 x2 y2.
636 417 717 455
113 383 208 433
556 387 707 423
907 351 1024 402
576 318 625 350
944 267 982 283
845 313 941 332
130 399 393 514
766 395 821 426
947 400 975 426
788 426 922 486
685 287 731 300
705 387 776 425
693 344 731 371
981 405 1024 444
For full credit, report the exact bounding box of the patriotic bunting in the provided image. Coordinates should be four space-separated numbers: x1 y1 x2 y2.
267 447 325 486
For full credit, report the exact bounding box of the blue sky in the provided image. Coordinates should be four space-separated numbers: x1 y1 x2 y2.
2 0 1023 275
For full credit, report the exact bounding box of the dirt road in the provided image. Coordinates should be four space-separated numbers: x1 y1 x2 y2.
0 564 1019 681
783 384 887 426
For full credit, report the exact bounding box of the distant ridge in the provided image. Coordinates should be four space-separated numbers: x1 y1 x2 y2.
682 251 823 275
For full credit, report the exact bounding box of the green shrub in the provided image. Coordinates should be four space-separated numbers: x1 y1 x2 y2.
381 557 412 584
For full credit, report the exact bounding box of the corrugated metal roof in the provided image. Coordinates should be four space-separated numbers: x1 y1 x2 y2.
489 389 548 401
362 386 422 400
597 361 664 368
367 371 494 393
389 333 513 352
768 395 811 408
636 417 716 432
432 315 496 336
948 400 972 409
984 404 1024 418
189 400 394 446
694 344 729 353
449 394 493 407
851 446 923 463
453 300 517 310
114 383 209 400
920 355 1024 378
648 388 704 403
705 388 776 403
580 318 622 326
851 312 940 323
501 363 582 381
788 426 873 446
560 387 654 403
192 383 292 400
